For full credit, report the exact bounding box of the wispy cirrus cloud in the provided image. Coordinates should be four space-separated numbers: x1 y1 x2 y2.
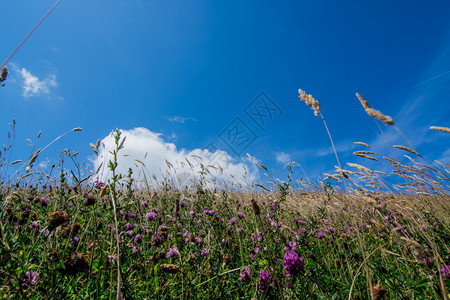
275 152 291 164
20 68 57 98
168 115 197 123
13 65 58 98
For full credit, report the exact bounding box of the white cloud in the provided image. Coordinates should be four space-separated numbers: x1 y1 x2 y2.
168 116 197 123
275 152 291 164
19 67 58 98
92 127 255 189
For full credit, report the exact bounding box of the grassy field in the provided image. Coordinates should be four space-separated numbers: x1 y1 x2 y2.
0 92 449 299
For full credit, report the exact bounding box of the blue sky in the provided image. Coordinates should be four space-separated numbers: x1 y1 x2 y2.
1 0 449 187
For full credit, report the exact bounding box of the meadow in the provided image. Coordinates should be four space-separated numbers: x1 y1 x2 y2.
0 91 449 299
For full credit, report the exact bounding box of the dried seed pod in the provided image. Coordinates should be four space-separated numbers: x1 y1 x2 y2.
47 211 70 230
160 264 180 274
250 199 260 216
62 252 89 275
372 284 387 300
222 254 232 267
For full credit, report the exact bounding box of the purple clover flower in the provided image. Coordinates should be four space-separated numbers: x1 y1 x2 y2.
229 217 237 225
73 236 80 247
24 271 39 285
441 265 450 279
283 250 303 277
201 248 209 256
284 241 297 251
134 234 142 243
258 270 271 293
237 212 245 219
95 181 105 188
239 267 251 282
40 197 49 206
132 246 142 253
316 231 324 239
166 246 180 258
126 223 135 230
145 211 156 221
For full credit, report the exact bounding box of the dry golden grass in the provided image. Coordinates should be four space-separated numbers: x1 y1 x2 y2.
430 126 450 133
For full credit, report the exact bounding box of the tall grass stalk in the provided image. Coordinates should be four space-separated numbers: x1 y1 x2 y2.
107 129 126 300
298 89 348 192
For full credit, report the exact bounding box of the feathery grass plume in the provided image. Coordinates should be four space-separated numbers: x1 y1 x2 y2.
354 141 370 148
383 156 401 167
298 89 321 116
394 145 421 156
353 151 377 156
0 66 8 83
9 160 22 166
89 139 100 155
298 88 347 191
356 93 371 109
353 150 378 161
347 163 373 175
365 108 394 126
430 126 450 133
324 173 343 183
373 170 387 175
28 149 41 166
354 153 378 161
356 93 394 125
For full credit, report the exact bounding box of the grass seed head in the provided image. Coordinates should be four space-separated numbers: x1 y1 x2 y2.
0 66 8 82
393 145 420 156
354 141 370 148
298 89 321 116
356 93 394 125
356 93 371 109
365 108 395 126
47 211 70 230
430 126 450 133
